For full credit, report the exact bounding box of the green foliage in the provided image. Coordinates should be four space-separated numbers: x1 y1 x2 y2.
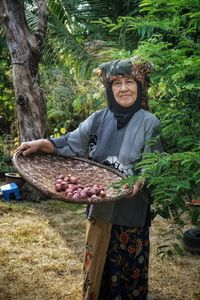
100 0 200 226
40 65 106 135
133 2 200 227
0 40 15 128
134 151 200 219
25 0 141 76
40 65 76 134
156 223 186 258
72 76 106 116
0 136 15 174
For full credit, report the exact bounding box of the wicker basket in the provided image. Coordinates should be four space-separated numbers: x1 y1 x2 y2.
12 152 132 204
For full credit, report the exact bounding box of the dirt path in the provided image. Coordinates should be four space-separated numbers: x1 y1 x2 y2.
0 199 199 300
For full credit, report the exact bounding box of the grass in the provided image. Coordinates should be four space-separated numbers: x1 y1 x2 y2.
0 199 199 300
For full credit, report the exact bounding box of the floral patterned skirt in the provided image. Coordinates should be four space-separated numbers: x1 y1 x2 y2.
83 219 150 300
99 225 150 300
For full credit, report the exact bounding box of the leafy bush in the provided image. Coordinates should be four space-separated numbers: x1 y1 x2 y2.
0 136 15 175
0 45 15 133
41 65 106 136
101 0 200 225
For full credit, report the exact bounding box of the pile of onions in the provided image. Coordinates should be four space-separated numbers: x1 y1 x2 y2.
54 174 106 200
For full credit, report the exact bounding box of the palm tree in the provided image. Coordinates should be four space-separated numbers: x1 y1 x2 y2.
27 0 140 76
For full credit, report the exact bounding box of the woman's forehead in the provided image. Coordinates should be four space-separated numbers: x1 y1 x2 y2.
111 75 137 82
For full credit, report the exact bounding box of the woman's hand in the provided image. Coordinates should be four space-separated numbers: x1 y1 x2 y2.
17 139 55 156
133 180 145 195
127 180 145 198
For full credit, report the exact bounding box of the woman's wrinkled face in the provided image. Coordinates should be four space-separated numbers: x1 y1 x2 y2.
111 77 137 107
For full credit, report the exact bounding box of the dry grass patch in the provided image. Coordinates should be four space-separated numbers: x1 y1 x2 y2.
0 200 85 300
149 217 200 300
0 199 200 300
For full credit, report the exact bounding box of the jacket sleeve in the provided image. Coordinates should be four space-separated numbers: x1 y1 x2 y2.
143 117 164 154
49 112 96 158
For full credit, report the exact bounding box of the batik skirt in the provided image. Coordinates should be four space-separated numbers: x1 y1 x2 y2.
83 218 150 300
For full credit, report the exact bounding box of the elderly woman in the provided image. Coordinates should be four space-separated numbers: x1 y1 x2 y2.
18 56 163 300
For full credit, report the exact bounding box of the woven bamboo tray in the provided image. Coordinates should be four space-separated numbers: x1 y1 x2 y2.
13 152 132 204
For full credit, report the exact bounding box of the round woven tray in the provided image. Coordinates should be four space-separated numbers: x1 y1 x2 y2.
13 152 132 204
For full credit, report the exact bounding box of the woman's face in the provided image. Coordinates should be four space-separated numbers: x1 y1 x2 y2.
111 77 137 107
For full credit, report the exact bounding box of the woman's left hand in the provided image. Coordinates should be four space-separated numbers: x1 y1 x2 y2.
128 180 145 197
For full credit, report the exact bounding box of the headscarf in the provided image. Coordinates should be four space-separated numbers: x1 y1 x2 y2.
94 55 153 89
94 55 154 129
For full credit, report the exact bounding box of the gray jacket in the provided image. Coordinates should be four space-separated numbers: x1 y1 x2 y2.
50 108 163 226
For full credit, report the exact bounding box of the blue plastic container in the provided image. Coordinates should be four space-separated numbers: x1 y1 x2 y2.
0 183 21 201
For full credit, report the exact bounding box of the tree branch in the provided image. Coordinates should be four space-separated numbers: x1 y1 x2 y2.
37 0 48 39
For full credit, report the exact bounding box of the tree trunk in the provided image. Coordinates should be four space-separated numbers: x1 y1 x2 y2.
0 0 48 142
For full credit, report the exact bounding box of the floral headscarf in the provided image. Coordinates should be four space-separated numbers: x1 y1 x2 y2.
94 55 153 88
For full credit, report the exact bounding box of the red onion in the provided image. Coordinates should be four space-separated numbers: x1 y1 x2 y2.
54 173 108 200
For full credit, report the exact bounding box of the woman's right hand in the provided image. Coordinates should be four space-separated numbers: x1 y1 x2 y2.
17 139 55 156
17 140 42 156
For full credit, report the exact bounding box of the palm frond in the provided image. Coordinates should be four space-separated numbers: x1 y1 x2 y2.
24 0 140 76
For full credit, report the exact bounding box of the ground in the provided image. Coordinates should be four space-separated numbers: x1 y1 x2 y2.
0 198 199 300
